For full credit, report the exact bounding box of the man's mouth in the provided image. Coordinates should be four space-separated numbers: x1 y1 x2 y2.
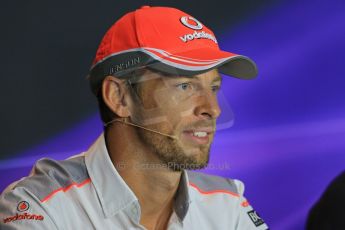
182 128 214 145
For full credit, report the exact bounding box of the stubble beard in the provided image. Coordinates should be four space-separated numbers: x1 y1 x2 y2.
136 123 211 172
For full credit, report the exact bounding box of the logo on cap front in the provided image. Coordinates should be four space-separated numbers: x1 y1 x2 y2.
180 16 203 30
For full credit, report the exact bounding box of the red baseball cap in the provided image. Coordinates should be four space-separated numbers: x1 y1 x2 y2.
88 6 257 94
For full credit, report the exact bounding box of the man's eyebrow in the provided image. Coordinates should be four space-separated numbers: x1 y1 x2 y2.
212 75 222 83
186 74 222 82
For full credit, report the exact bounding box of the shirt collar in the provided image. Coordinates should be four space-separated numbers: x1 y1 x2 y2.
174 169 192 222
85 133 138 218
85 133 192 222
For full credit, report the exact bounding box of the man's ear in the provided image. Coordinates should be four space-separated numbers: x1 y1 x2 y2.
101 76 131 118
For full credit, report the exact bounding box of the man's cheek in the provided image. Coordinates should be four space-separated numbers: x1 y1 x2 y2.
137 85 198 128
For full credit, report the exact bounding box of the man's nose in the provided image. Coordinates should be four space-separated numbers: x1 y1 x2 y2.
194 90 221 120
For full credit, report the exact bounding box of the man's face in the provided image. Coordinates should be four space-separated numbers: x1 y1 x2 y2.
129 68 222 171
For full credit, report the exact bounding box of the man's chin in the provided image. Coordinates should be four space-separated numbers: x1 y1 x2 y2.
167 161 209 172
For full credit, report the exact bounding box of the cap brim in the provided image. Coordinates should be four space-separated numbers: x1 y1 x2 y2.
88 47 257 95
142 47 258 79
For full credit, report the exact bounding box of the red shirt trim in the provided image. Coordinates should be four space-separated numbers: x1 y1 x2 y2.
188 182 240 198
41 178 91 203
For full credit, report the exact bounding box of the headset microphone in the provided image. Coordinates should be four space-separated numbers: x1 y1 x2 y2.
104 118 177 139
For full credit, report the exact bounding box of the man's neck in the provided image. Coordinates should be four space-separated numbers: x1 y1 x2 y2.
105 126 182 230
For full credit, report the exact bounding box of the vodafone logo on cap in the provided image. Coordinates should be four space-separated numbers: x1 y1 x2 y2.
180 16 203 30
179 16 217 44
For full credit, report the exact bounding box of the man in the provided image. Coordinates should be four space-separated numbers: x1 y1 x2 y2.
0 6 268 230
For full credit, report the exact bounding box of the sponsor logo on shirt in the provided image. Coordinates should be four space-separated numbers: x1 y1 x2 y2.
247 210 265 227
3 212 45 223
3 201 44 224
17 201 29 212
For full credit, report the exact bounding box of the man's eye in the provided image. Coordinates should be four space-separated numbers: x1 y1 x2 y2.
176 82 192 91
212 85 221 93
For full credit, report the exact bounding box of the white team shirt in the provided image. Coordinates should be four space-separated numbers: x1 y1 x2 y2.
0 133 268 229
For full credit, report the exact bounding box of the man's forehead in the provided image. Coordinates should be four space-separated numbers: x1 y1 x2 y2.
140 68 222 83
187 70 222 82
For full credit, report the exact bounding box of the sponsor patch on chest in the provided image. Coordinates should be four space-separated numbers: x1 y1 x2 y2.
247 210 265 227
